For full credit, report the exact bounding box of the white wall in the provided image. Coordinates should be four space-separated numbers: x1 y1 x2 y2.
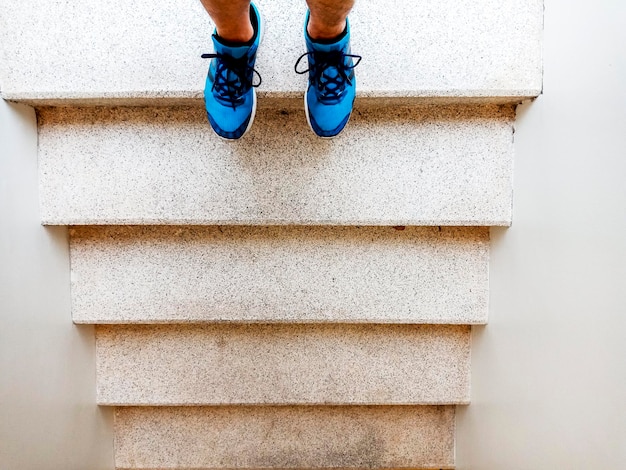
0 100 114 469
456 0 626 467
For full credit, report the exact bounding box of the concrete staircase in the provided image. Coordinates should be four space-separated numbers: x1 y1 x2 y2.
1 0 542 468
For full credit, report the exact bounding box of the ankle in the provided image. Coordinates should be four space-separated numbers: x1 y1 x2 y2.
215 7 255 44
307 18 346 41
216 23 254 44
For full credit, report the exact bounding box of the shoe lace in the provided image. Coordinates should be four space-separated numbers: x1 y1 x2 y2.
295 50 361 103
201 52 262 109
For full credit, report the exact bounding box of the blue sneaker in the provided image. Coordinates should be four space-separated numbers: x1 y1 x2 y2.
295 12 361 138
201 3 262 140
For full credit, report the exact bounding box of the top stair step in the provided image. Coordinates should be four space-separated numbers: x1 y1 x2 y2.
0 0 542 106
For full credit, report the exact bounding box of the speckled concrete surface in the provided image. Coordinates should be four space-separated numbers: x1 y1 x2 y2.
39 105 514 226
114 406 455 469
0 0 542 105
96 324 470 405
70 226 488 324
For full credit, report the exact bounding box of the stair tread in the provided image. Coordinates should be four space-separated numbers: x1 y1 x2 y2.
71 226 488 324
97 324 470 405
0 0 542 105
40 105 513 226
114 406 455 470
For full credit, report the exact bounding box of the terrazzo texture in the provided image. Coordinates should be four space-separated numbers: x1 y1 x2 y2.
39 105 514 226
70 226 489 324
114 406 455 469
96 324 470 405
0 0 543 105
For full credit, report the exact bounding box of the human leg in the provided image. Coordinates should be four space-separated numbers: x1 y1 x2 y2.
199 0 254 43
305 0 355 40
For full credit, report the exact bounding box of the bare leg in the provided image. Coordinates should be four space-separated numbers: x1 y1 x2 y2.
199 0 253 43
306 0 355 40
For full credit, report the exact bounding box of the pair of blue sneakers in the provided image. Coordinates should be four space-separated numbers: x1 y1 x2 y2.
202 3 361 140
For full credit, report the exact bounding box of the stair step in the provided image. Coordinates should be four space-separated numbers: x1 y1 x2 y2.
97 324 470 405
0 0 542 106
114 406 455 470
71 225 488 324
39 105 513 226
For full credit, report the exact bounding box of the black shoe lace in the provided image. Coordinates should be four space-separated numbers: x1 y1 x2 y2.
295 50 361 102
201 52 262 109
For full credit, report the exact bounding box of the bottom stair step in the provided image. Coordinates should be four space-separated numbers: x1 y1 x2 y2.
115 406 455 470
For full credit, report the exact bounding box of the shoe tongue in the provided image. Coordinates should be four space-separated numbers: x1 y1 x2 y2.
309 40 344 82
212 34 250 59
